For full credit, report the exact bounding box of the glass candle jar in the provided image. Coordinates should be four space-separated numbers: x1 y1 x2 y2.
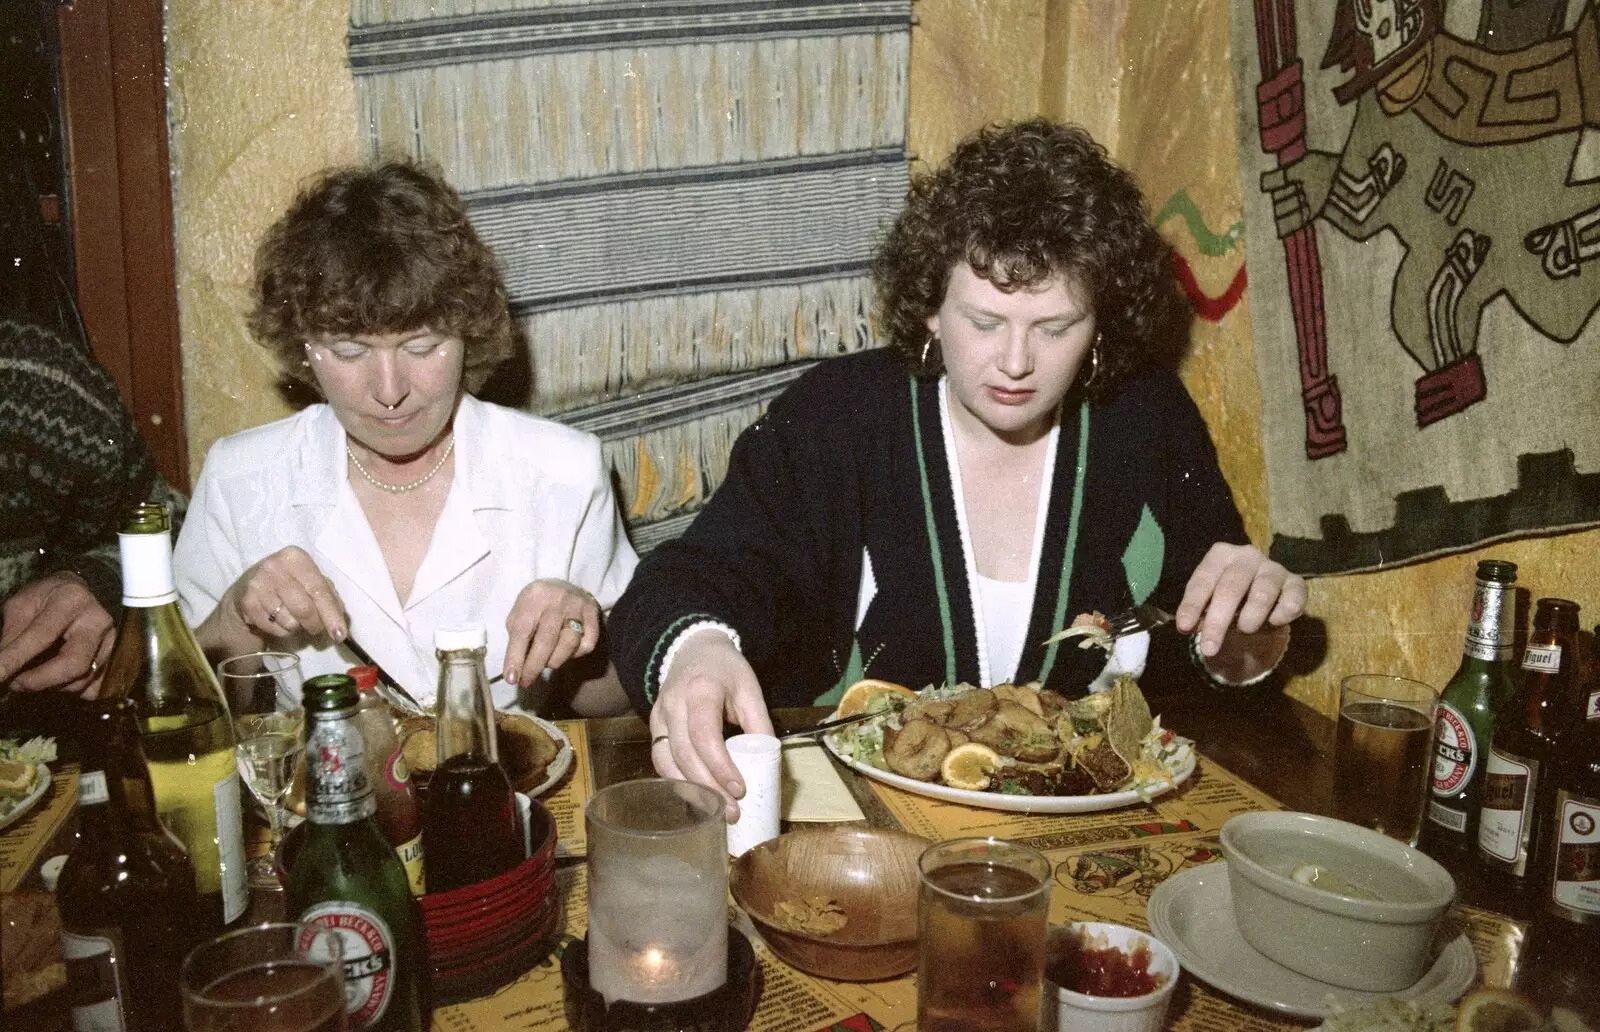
585 778 728 1005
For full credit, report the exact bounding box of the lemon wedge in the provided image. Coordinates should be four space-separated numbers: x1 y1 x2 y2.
1455 989 1544 1032
1289 862 1380 900
835 679 918 717
941 743 1003 791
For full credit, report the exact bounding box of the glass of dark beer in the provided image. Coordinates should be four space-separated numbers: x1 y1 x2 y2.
917 837 1052 1032
180 922 347 1032
1335 674 1438 845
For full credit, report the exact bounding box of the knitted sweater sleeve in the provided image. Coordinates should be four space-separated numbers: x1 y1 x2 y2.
0 320 170 613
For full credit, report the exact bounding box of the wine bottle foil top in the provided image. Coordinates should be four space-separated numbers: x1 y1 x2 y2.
304 719 378 823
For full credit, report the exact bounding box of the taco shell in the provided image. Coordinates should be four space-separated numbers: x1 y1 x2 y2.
1104 675 1153 767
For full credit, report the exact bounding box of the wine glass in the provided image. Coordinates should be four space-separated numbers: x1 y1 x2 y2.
235 711 304 884
181 921 347 1032
217 651 303 714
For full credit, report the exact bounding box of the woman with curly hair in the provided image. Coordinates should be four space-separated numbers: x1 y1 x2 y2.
174 162 636 713
610 119 1306 814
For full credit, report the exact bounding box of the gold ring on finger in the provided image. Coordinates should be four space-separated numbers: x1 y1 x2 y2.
268 604 284 624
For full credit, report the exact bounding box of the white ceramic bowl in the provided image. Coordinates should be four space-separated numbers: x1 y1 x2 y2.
1219 812 1455 992
1042 922 1179 1032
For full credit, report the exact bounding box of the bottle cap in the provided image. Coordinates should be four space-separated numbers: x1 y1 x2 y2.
435 624 487 651
347 665 380 692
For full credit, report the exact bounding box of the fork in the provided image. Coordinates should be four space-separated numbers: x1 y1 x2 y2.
1106 604 1175 640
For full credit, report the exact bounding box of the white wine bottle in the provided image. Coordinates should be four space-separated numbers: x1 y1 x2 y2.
100 502 248 930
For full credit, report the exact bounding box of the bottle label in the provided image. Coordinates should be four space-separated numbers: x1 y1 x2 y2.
1588 691 1600 721
1549 791 1600 921
1463 581 1514 662
1428 799 1467 832
299 902 396 1028
1478 748 1537 872
216 770 249 924
116 530 178 606
1520 643 1561 673
62 929 128 1032
1430 703 1477 798
397 832 426 896
305 714 377 824
386 749 412 791
76 771 109 807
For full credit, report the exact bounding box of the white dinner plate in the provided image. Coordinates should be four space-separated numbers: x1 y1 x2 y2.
1146 861 1477 1019
0 763 52 831
526 718 573 798
821 732 1193 814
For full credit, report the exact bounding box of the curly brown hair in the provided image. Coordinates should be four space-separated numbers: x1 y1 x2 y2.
249 161 514 397
872 119 1185 395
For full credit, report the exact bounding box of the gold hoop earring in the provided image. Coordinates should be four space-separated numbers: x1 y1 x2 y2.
1080 333 1102 390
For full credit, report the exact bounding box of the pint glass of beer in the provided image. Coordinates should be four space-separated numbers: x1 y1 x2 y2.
1335 674 1438 845
916 838 1051 1032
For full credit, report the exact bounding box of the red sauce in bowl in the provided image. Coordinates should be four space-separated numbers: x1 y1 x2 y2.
1047 929 1165 997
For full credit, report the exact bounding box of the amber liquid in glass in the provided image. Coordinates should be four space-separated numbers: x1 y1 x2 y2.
917 862 1047 1032
1336 701 1434 843
188 961 347 1032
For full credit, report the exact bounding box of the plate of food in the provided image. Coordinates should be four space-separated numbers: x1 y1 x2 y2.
0 737 57 831
823 675 1194 814
401 712 572 799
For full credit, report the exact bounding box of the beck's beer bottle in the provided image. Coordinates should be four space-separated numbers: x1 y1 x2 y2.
1419 560 1519 863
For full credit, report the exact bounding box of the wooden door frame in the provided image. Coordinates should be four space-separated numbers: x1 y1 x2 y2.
56 0 188 491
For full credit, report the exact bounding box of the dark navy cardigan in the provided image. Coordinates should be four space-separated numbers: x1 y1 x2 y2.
611 349 1248 712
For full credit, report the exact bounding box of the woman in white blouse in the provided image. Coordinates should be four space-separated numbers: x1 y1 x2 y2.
174 162 637 713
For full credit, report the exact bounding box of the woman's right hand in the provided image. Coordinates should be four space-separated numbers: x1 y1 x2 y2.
648 629 773 821
206 546 348 654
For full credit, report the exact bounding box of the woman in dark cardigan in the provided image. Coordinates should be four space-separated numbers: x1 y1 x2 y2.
611 119 1307 816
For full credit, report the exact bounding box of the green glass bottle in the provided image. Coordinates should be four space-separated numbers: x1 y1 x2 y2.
99 501 248 930
57 698 201 1032
1419 559 1519 864
286 674 427 1032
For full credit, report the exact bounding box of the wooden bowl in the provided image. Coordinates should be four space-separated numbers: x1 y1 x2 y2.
730 826 930 981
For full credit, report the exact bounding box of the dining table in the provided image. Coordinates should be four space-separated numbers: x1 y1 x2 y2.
0 686 1535 1032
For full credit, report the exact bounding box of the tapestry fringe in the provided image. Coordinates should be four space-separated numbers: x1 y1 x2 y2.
601 400 766 524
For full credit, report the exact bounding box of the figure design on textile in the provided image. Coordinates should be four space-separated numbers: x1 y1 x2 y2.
1257 0 1600 439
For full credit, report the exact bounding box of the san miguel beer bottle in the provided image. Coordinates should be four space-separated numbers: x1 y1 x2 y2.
57 698 201 1031
1477 599 1581 914
421 625 521 893
1420 559 1519 863
99 502 248 930
287 674 426 1032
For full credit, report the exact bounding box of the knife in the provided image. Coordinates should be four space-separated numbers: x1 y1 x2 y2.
777 710 883 741
342 636 428 715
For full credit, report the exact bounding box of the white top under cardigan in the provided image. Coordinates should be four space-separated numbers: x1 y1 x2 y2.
173 395 639 709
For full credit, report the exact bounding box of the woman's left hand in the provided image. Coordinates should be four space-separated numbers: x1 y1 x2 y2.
1176 543 1306 682
503 579 601 686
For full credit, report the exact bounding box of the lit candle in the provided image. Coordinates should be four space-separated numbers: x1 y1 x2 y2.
585 780 729 1006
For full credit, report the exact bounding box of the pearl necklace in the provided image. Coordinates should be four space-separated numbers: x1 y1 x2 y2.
346 436 455 494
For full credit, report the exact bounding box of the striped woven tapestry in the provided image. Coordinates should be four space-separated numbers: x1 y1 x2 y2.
347 0 912 550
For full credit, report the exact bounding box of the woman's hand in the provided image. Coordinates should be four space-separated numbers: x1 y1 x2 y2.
1176 543 1306 684
0 573 114 696
503 579 601 686
203 546 347 656
648 630 774 821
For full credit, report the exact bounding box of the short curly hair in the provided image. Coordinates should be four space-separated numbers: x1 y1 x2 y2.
249 161 514 397
872 119 1184 396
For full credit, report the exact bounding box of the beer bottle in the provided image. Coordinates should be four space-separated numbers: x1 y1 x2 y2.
99 502 248 930
286 674 427 1032
1419 559 1519 864
1518 638 1600 1019
350 665 425 895
421 625 521 893
57 698 201 1032
1477 599 1581 913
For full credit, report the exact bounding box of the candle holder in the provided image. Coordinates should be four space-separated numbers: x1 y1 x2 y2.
568 778 756 1030
561 927 758 1031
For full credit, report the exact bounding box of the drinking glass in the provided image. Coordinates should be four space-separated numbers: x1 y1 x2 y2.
181 921 347 1032
1335 674 1438 845
217 650 303 714
917 837 1052 1032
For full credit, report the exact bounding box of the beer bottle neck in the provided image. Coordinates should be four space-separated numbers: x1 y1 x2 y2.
303 707 378 825
1461 580 1515 664
436 649 497 765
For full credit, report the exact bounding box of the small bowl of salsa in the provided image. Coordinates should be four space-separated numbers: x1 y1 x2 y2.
1043 921 1178 1032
